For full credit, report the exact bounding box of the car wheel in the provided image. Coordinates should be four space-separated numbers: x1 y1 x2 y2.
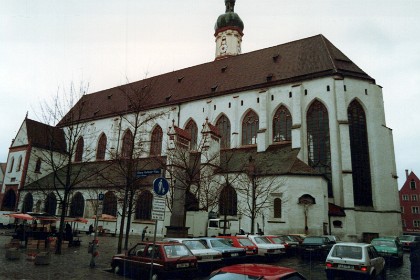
113 264 124 276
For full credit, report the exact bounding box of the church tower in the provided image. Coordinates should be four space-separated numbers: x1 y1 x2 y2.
214 0 244 60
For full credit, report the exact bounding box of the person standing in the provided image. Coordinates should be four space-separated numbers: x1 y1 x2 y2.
142 226 148 241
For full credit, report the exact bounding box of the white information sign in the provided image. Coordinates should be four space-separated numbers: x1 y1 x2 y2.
151 196 166 221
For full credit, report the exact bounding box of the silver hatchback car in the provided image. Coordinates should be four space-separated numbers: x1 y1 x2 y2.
325 243 385 280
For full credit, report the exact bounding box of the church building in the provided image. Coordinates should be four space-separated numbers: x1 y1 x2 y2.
1 0 401 241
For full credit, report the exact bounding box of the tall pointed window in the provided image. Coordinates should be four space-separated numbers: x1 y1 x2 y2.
44 192 57 216
22 193 33 213
103 191 117 217
185 120 198 150
242 110 259 145
96 133 107 160
348 100 372 206
273 105 292 142
74 137 84 162
273 198 282 218
307 100 332 196
16 155 23 172
121 130 134 158
216 115 231 149
150 126 163 156
135 191 153 220
70 192 85 217
8 157 14 173
219 184 237 216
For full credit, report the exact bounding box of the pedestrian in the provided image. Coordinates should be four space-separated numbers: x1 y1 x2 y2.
142 226 148 241
65 223 73 245
88 224 94 235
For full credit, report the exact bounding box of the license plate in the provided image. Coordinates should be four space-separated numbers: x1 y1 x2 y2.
177 263 189 268
338 264 353 269
201 256 211 259
231 253 238 257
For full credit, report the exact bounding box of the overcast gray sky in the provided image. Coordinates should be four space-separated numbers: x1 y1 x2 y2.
1 0 419 188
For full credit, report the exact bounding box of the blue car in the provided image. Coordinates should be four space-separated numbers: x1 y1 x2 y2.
198 237 246 263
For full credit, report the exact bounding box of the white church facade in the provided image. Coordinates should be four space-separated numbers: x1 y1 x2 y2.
1 1 401 242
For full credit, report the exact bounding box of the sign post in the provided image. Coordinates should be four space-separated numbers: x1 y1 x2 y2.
149 177 169 280
90 192 103 268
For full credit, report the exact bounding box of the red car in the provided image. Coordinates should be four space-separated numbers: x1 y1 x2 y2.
265 235 290 250
217 236 258 256
209 263 307 280
111 241 197 279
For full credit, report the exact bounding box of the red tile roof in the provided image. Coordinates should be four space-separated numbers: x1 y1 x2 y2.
25 119 67 153
58 34 374 126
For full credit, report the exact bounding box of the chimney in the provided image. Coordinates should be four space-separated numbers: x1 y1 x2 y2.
406 169 409 179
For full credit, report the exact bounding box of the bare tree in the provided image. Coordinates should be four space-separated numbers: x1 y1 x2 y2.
107 79 171 253
26 81 108 254
235 156 284 234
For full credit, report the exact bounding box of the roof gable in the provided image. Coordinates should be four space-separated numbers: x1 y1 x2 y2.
25 119 67 153
59 34 374 126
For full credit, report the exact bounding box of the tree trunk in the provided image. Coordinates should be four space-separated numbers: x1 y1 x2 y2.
117 188 128 253
124 189 134 250
55 190 69 254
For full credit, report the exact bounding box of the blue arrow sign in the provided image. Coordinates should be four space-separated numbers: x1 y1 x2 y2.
153 177 169 196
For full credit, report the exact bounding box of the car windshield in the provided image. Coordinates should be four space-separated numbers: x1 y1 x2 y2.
254 237 270 244
183 240 207 250
269 237 283 244
209 272 260 280
210 239 231 248
238 239 254 246
400 235 415 242
163 245 193 258
371 240 396 247
303 237 324 244
332 245 363 260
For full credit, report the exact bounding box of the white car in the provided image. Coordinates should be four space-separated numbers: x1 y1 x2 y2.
325 242 385 280
245 235 286 258
163 238 222 265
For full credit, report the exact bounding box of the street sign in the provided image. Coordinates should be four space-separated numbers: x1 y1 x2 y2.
152 197 166 212
153 177 169 196
151 211 165 221
136 169 161 178
98 193 104 201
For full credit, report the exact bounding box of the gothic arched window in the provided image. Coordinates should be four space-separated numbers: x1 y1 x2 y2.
216 115 231 149
242 110 259 145
150 126 163 156
74 137 84 162
307 100 332 196
185 120 198 150
219 185 237 216
44 192 57 216
22 193 34 213
8 157 14 173
273 105 292 142
348 100 372 206
16 155 22 172
135 191 153 220
96 133 107 160
103 191 117 217
70 192 85 217
121 130 134 158
273 198 282 218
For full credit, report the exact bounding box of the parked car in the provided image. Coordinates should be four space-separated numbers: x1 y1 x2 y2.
246 235 286 259
325 242 385 280
110 241 197 279
208 263 307 279
299 236 335 259
198 237 246 263
163 238 222 271
217 235 258 257
265 235 290 252
371 237 404 265
322 235 340 243
279 235 300 254
400 235 420 251
288 234 306 244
